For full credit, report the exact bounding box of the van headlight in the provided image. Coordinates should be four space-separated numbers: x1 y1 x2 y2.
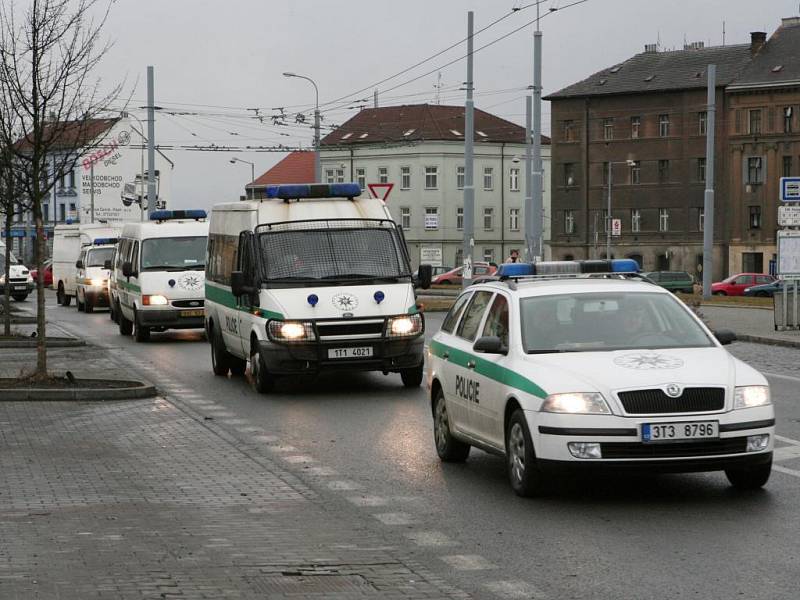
142 294 169 306
734 386 770 409
267 320 315 342
88 278 107 287
541 393 611 414
387 314 423 337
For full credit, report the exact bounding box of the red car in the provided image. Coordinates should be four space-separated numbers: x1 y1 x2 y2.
711 272 775 296
432 262 497 285
30 259 53 287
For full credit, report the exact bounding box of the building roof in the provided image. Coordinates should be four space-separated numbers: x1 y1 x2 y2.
321 104 549 146
247 151 315 188
545 44 753 100
14 117 118 152
728 18 800 90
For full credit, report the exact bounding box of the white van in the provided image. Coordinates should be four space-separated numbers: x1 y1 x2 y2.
53 223 120 306
74 237 118 312
111 210 208 342
205 183 431 393
0 240 33 301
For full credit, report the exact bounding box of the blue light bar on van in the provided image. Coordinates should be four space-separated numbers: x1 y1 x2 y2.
92 237 118 246
496 259 639 278
150 209 207 221
264 183 362 200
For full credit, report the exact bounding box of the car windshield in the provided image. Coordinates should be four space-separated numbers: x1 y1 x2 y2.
87 247 115 267
141 236 206 271
0 249 18 265
520 292 714 354
257 219 411 283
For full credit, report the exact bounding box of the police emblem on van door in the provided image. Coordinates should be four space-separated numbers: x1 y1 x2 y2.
332 292 358 311
177 273 203 291
613 352 684 370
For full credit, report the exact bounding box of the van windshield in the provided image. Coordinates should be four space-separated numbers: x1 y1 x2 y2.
256 219 411 283
87 248 115 268
141 236 206 271
0 248 18 266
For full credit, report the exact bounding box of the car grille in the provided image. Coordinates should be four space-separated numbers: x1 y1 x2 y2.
617 387 725 414
171 299 204 308
9 277 26 283
600 437 747 459
316 320 384 339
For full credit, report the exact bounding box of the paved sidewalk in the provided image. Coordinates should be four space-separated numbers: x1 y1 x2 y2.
0 345 468 599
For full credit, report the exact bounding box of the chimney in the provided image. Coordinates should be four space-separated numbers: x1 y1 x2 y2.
750 31 767 54
782 17 800 27
644 43 658 53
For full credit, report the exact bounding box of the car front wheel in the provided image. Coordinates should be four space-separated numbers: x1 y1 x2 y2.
506 409 545 497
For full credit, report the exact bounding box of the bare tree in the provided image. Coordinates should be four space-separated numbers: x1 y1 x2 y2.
0 0 121 377
0 144 30 336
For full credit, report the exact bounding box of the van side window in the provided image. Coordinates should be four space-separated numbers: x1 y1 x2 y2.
131 241 139 272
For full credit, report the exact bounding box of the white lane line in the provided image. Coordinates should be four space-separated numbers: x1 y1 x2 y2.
773 445 800 461
440 554 496 571
347 495 388 507
484 580 545 599
306 466 338 477
281 454 315 464
775 435 800 446
327 480 361 491
373 512 414 525
774 465 800 478
405 530 459 547
763 371 800 383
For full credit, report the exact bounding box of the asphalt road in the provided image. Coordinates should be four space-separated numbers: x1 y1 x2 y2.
43 293 800 600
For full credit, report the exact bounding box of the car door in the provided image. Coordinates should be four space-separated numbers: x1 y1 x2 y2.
234 232 257 357
731 274 753 295
447 290 494 438
432 290 472 414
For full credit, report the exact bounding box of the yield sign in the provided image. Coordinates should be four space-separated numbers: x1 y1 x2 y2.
367 183 394 202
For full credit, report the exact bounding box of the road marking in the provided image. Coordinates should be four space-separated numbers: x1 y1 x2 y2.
252 435 278 443
281 454 315 464
763 371 800 383
405 530 459 547
306 466 338 477
773 445 800 461
775 435 800 446
373 512 414 525
327 480 361 491
774 465 800 478
347 495 388 507
440 554 496 571
484 580 545 598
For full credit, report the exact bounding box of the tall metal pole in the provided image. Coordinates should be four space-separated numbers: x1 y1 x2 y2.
606 162 612 259
146 66 156 218
90 161 95 223
462 10 475 288
313 89 321 183
702 64 716 299
531 4 544 260
524 96 534 260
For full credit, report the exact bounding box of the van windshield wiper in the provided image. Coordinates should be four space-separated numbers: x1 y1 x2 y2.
142 265 196 271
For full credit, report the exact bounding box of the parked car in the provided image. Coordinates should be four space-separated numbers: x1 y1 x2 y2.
641 270 695 294
30 259 53 287
413 265 451 280
712 273 776 296
744 279 788 297
433 262 496 285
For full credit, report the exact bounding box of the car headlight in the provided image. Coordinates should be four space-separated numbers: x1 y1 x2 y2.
142 294 169 306
88 278 107 287
734 385 770 409
267 320 315 342
387 313 423 337
541 392 611 414
744 288 751 293
0 275 5 284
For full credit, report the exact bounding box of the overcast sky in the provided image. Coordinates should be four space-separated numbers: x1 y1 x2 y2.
90 0 798 209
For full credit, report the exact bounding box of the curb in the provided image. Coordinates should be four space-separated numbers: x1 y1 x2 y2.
0 380 158 401
735 333 800 350
0 337 85 348
700 303 773 311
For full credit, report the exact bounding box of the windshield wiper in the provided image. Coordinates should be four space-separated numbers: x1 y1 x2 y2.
142 265 192 271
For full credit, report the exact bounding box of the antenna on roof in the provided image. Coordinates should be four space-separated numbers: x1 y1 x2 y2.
373 89 378 108
434 72 443 105
722 20 726 45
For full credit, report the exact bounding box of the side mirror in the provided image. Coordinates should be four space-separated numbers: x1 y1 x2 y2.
17 259 24 265
75 260 84 269
474 335 507 354
104 259 112 270
416 264 432 290
713 329 737 345
122 261 133 278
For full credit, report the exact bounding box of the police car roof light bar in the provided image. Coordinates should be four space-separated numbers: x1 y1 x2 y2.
264 182 362 200
497 258 640 280
150 209 208 222
92 237 118 246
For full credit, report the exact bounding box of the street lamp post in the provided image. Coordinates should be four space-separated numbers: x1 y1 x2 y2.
606 159 636 259
230 158 255 198
283 71 321 182
122 111 147 221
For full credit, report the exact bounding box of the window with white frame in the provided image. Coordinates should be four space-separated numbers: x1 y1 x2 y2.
356 168 366 190
335 168 345 183
659 114 670 137
564 209 575 234
400 207 411 230
456 207 464 230
483 207 494 230
509 208 520 231
400 166 411 190
425 166 439 189
456 166 465 189
748 109 762 135
630 161 641 184
698 157 706 182
424 207 439 230
378 167 388 184
483 248 495 263
659 208 669 232
698 111 707 135
747 157 763 184
699 208 705 232
325 168 335 184
68 170 75 189
509 168 519 191
631 209 641 233
483 167 493 190
603 117 614 140
631 116 641 139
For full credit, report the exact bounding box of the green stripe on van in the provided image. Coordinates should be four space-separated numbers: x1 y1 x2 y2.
205 283 284 320
430 339 547 399
117 280 141 293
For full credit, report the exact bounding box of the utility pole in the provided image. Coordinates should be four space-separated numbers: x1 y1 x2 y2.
146 66 157 219
606 162 613 259
374 89 379 108
524 96 534 260
90 160 95 223
531 3 544 260
462 11 475 288
702 64 716 299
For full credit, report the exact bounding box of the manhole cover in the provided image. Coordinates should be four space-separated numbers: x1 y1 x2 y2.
249 573 375 595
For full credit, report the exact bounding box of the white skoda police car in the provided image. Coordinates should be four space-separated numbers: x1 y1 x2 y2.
427 259 774 496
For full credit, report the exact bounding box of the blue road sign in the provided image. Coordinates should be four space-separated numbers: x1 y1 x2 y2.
780 177 800 202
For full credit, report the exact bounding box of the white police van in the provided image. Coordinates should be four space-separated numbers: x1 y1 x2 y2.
0 240 33 301
111 210 208 342
427 259 774 496
74 237 117 313
205 183 431 393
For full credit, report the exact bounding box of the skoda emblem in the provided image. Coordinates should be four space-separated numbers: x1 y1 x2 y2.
665 384 682 398
332 293 358 311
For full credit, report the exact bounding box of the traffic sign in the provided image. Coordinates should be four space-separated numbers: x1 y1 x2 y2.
779 205 800 227
778 230 800 277
367 183 394 202
611 218 622 237
780 177 800 202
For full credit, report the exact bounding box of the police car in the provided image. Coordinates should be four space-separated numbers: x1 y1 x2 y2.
427 259 774 496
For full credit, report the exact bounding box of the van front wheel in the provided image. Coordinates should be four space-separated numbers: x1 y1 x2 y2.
400 363 424 387
133 310 150 342
250 341 274 394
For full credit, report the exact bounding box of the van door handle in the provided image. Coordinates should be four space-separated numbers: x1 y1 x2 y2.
466 360 476 370
442 351 449 360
